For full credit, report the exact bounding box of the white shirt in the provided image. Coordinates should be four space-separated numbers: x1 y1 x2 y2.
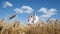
33 16 39 23
28 18 33 24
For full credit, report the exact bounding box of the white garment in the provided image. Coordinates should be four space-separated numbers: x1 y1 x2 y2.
33 16 39 23
28 18 33 24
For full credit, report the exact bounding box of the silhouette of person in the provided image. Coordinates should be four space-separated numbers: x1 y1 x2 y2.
33 12 39 23
27 14 33 24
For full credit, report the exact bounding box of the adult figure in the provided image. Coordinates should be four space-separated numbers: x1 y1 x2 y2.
33 12 39 23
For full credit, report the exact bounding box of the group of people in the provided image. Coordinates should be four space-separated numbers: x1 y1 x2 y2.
26 12 39 25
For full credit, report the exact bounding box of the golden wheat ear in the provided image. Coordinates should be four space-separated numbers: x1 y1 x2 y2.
47 18 50 22
0 26 3 31
9 14 16 19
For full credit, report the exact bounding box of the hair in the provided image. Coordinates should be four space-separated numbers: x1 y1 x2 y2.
29 14 32 18
31 15 32 18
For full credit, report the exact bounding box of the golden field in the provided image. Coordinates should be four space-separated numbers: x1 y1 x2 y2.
0 18 60 34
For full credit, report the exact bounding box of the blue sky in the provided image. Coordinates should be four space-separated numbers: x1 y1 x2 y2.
0 0 60 24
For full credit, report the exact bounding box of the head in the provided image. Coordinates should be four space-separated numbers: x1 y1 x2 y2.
29 14 32 18
34 12 36 16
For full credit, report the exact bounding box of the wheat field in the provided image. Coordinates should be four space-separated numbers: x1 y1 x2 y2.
0 18 60 34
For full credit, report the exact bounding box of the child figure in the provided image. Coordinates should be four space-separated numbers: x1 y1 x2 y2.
27 14 33 25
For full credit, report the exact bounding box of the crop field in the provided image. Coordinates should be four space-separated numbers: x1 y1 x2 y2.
0 18 60 34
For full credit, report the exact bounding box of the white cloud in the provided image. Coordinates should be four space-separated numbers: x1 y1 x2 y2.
3 2 13 8
14 8 23 13
38 8 57 20
14 5 34 14
38 7 47 14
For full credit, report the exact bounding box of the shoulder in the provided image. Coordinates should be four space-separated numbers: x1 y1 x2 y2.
36 16 38 18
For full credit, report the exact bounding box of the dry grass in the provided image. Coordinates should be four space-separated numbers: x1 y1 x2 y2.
0 18 60 34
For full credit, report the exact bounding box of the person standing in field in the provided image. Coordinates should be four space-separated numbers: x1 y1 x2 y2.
27 14 33 24
33 12 39 23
